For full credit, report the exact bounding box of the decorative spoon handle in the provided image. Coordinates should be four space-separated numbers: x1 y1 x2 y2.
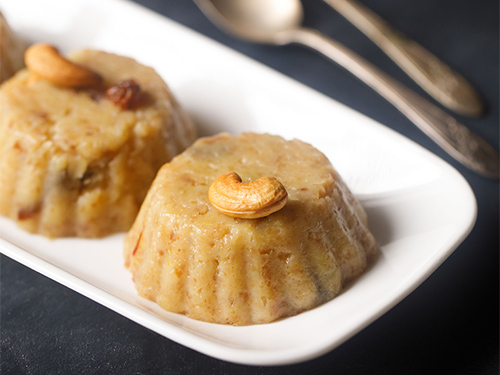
286 28 499 178
322 0 484 117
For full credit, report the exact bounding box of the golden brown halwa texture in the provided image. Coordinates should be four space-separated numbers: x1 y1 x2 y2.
0 49 196 237
124 133 376 325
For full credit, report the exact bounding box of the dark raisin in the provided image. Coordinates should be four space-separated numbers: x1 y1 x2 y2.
106 79 141 109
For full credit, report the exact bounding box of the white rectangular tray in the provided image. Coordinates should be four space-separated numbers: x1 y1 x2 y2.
0 0 476 366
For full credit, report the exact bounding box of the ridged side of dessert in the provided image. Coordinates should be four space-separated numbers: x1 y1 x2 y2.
0 49 196 237
124 133 377 325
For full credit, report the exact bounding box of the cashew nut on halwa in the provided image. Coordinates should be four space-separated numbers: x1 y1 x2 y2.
208 172 288 219
24 43 102 87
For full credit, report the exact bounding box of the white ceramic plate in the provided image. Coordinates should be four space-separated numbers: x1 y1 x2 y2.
0 0 477 366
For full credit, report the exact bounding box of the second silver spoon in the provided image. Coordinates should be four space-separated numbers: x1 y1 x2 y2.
323 0 484 117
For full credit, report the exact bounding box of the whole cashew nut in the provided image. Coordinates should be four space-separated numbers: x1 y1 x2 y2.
208 172 288 219
24 43 102 87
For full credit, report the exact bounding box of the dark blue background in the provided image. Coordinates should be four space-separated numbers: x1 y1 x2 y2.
2 0 498 373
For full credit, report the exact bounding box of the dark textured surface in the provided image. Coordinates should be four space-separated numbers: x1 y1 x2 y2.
1 0 498 373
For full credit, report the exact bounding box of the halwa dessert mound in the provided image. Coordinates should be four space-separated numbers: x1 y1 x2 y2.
124 132 376 325
0 44 196 238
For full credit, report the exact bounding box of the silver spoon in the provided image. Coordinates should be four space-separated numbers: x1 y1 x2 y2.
193 0 499 179
323 0 484 117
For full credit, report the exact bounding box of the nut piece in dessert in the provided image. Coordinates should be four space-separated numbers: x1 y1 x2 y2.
208 171 288 219
24 43 102 87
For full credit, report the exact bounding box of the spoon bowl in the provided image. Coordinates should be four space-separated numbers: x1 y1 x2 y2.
196 0 303 44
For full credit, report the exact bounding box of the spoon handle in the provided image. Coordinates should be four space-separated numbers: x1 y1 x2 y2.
322 0 484 117
286 28 499 178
